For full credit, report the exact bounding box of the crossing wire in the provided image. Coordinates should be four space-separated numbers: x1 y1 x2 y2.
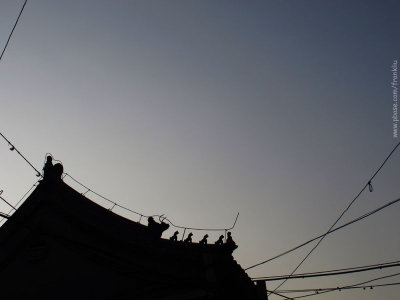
285 272 400 299
0 179 39 226
63 172 240 232
270 140 400 294
273 283 400 299
0 132 239 234
0 132 42 177
245 140 400 274
0 195 16 210
246 197 400 271
0 0 28 62
253 260 400 281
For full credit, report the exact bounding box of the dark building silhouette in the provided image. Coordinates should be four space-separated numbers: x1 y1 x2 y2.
0 167 266 299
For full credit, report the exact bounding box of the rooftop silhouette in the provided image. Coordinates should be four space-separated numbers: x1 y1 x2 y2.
0 158 265 299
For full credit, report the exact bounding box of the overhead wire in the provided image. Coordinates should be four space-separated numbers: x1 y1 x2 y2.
270 140 400 293
266 290 293 299
0 4 395 295
0 0 28 62
278 281 400 294
0 2 33 220
285 272 400 299
0 179 40 226
347 272 400 290
63 173 239 233
278 282 400 299
0 132 42 177
0 131 240 234
246 196 400 271
252 260 400 281
0 195 16 210
244 141 400 280
0 212 10 219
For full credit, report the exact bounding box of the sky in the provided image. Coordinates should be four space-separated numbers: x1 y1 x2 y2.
0 0 400 299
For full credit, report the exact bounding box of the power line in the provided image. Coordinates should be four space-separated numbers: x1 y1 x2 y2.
256 260 400 281
348 272 400 290
0 212 10 219
0 179 40 226
285 272 400 299
0 0 28 62
63 173 239 233
271 140 400 292
0 195 16 210
245 196 400 271
0 133 239 235
277 282 400 298
245 141 400 276
0 132 42 177
266 290 293 299
253 260 400 281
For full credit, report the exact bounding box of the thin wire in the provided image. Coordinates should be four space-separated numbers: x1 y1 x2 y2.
0 179 39 226
266 289 293 299
349 272 400 289
0 196 16 210
12 180 38 211
63 173 239 232
279 282 400 296
254 259 400 280
0 212 10 219
246 141 400 273
288 272 400 299
0 132 42 177
287 273 400 299
253 261 400 281
289 283 400 299
166 211 239 231
246 197 400 270
0 0 28 61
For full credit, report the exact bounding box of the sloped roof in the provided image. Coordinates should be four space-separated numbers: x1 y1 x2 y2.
0 178 260 299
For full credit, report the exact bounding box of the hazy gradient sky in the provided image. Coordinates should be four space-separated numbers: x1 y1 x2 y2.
1 1 400 299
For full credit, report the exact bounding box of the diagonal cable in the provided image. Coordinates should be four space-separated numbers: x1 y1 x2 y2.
246 141 400 272
270 141 400 293
0 0 28 62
